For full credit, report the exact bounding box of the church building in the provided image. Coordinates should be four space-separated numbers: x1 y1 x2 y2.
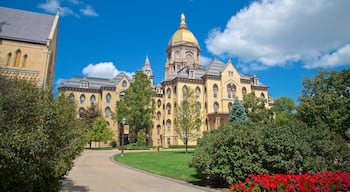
59 14 272 147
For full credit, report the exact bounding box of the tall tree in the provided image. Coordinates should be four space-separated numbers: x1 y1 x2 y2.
79 103 101 148
87 117 114 148
0 76 86 191
297 69 350 139
271 96 296 124
114 71 155 143
243 92 273 123
174 88 201 153
229 98 247 125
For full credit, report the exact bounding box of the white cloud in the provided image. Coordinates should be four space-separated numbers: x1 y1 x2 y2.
82 62 134 79
305 44 350 69
80 5 99 16
38 0 76 16
206 0 350 70
200 55 212 66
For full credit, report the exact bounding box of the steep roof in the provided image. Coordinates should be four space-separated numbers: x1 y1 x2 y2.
205 58 226 76
0 7 56 44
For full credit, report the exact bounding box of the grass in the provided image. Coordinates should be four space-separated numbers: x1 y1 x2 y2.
85 147 115 150
114 150 202 184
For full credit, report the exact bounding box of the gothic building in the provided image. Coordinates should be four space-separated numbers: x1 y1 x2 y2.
59 14 272 147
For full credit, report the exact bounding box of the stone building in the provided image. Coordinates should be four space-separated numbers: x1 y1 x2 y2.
59 14 272 147
0 7 59 89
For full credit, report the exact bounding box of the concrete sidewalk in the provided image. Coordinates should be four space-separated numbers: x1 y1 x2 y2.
61 149 220 192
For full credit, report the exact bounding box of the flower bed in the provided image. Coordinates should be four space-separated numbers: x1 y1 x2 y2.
229 171 350 192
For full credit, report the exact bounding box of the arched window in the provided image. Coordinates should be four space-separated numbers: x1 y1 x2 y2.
228 102 233 112
119 91 125 100
79 107 85 118
157 111 161 120
213 84 218 98
106 93 111 103
182 85 188 98
167 88 171 99
105 107 111 117
157 99 161 108
157 125 161 135
90 95 96 104
80 94 85 104
21 54 27 68
166 119 171 132
14 49 21 68
214 102 219 113
260 93 265 99
166 103 171 115
122 80 127 87
69 93 74 102
227 83 236 98
6 53 12 67
195 86 201 99
242 87 247 96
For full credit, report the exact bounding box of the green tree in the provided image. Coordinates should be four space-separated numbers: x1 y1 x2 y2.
0 76 86 191
271 96 295 124
297 69 350 139
136 129 146 146
114 71 155 143
80 103 101 148
243 92 272 123
174 88 201 153
229 98 247 125
87 117 114 148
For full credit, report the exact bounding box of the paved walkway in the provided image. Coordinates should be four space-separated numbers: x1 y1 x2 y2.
61 149 219 192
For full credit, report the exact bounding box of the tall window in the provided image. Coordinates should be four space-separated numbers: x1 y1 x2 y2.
21 54 28 68
213 84 218 98
157 99 161 108
214 102 219 113
166 103 171 115
80 94 85 104
242 87 247 96
69 93 74 102
227 83 236 98
166 120 171 132
228 102 233 112
122 80 127 87
195 86 201 99
182 85 188 98
105 107 111 117
260 93 265 99
6 53 12 67
106 93 111 103
90 95 96 104
14 49 21 68
157 125 161 135
119 91 125 100
157 111 161 120
167 88 171 99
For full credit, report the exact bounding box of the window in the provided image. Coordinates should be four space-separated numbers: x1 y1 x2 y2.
167 138 171 145
228 102 233 112
242 87 247 96
227 83 236 98
122 80 127 87
189 70 195 78
80 94 85 104
253 78 258 85
157 125 161 135
69 93 74 102
157 111 161 120
21 54 27 68
80 81 89 88
14 49 21 68
229 71 233 77
166 103 171 115
79 107 85 118
90 95 96 104
214 102 219 113
106 93 111 103
105 107 111 117
182 85 188 98
157 99 161 108
6 53 12 67
166 120 171 132
213 84 218 98
119 91 125 100
260 93 265 99
195 87 201 99
167 88 171 99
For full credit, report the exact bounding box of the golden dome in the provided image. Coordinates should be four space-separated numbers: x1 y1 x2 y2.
168 14 199 46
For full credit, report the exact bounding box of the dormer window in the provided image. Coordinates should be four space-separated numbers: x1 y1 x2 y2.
80 81 89 88
253 78 258 85
189 70 195 78
122 80 127 88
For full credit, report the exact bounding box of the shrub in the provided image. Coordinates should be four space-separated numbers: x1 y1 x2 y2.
110 141 117 148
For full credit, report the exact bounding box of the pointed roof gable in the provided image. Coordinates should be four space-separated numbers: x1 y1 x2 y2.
205 58 226 76
141 55 153 76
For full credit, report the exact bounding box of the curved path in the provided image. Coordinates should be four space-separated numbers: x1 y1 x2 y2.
61 149 219 192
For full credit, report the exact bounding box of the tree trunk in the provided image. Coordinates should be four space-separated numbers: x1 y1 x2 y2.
185 138 188 154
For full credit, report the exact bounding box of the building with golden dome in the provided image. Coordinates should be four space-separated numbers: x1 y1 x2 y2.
0 7 59 89
59 14 272 147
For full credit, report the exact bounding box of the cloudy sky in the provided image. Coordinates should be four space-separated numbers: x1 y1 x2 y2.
2 0 350 102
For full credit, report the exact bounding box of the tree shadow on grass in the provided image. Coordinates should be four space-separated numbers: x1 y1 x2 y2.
61 178 89 192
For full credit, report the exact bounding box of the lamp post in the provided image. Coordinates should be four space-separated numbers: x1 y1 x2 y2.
121 117 126 156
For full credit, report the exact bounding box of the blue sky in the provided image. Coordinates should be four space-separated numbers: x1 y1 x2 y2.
2 0 350 103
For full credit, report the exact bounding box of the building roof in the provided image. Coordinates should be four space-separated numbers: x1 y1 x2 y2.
205 58 226 76
0 7 56 44
168 14 199 47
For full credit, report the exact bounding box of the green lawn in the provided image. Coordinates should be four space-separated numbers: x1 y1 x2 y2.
114 150 202 184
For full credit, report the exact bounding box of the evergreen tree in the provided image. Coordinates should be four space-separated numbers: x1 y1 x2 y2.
229 98 247 125
114 71 155 143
